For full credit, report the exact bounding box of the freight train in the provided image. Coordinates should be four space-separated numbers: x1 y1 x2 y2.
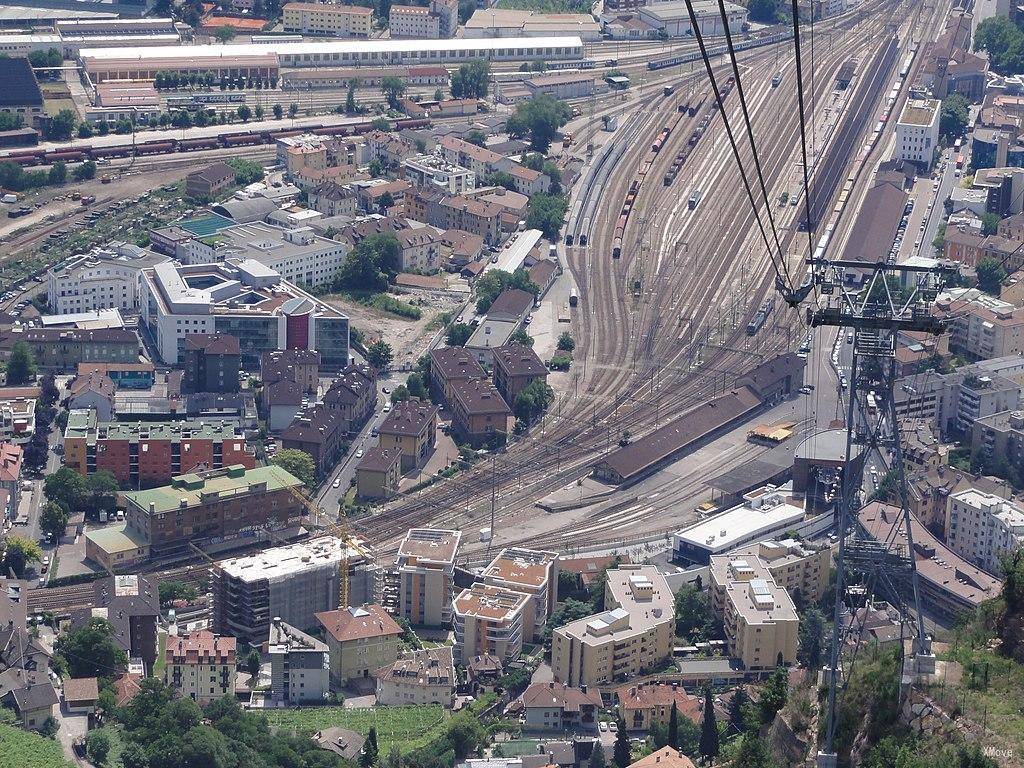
0 118 433 168
746 296 775 336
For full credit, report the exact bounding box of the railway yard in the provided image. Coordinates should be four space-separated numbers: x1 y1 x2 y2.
0 0 947 618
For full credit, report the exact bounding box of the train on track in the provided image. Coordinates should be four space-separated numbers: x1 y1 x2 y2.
647 30 793 70
746 296 775 336
0 117 433 168
613 80 732 258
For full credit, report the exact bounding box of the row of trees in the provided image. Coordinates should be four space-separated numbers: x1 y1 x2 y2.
154 71 279 91
0 157 94 195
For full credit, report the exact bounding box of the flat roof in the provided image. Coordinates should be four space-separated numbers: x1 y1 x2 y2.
124 465 300 515
453 583 529 621
482 547 557 590
899 98 940 126
710 555 798 625
674 485 805 554
85 522 149 554
220 535 364 583
398 527 461 565
79 36 585 62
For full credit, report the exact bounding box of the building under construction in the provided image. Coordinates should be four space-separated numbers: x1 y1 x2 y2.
211 536 376 644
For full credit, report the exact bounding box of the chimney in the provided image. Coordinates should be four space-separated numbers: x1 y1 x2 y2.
149 502 155 514
548 681 554 689
581 684 587 693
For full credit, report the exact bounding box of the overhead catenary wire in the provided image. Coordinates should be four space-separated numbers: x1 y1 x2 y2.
679 0 794 297
791 0 818 270
715 0 796 295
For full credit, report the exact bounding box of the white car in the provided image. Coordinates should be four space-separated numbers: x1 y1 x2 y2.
383 403 392 413
355 449 364 459
609 722 618 732
599 722 608 733
333 478 341 488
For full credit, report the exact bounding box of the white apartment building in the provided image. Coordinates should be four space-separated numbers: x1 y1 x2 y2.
946 489 1024 574
375 646 455 707
402 154 477 195
268 618 330 704
895 98 940 168
47 243 168 315
164 630 236 705
453 583 530 665
182 222 349 290
709 555 798 671
389 5 441 38
282 2 373 37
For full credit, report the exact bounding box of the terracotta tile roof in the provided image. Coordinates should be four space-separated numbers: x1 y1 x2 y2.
316 605 402 643
63 677 99 704
166 630 235 665
521 681 602 711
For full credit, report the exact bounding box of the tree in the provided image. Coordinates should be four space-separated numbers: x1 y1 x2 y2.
464 129 487 147
506 94 572 152
337 233 402 291
450 60 490 99
484 171 516 190
509 328 534 347
40 374 58 406
246 649 261 679
368 156 385 179
78 122 94 138
273 104 284 119
613 719 631 768
44 467 90 512
366 340 393 372
40 502 70 541
526 193 569 240
698 687 719 762
158 580 198 607
0 113 23 131
975 16 1024 74
6 340 36 385
939 92 970 141
673 582 714 641
748 0 782 22
87 729 112 765
981 212 1002 236
55 617 127 679
728 686 754 734
798 608 826 668
589 741 607 768
557 332 575 352
474 267 539 314
514 379 554 425
44 109 77 141
391 385 409 403
237 105 252 122
74 160 97 181
383 744 402 768
381 76 405 110
346 80 358 114
88 471 119 517
977 257 1007 295
378 191 395 213
47 161 67 185
668 700 679 750
288 103 299 118
271 448 317 487
213 26 236 42
732 733 775 768
407 372 427 400
758 666 789 724
446 323 474 346
3 536 41 577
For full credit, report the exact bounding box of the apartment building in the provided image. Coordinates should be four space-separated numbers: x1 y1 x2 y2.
402 154 476 194
406 186 503 245
614 682 701 733
730 539 831 604
935 289 1024 361
438 136 550 197
453 583 531 665
375 646 455 707
492 344 548 405
0 393 35 443
213 536 375 643
0 442 22 519
269 617 330 704
316 605 402 688
185 162 235 200
946 488 1024 574
71 575 160 671
323 364 377 427
46 243 166 315
394 528 461 627
520 681 602 731
64 409 254 488
390 4 441 38
140 261 349 369
429 346 485 404
261 348 321 393
164 630 236 705
894 98 940 168
449 378 512 448
16 327 139 372
282 2 373 36
972 409 1024 477
355 447 402 500
308 181 359 218
281 405 348 478
481 547 558 642
182 333 241 394
551 566 674 687
709 555 798 671
378 398 438 472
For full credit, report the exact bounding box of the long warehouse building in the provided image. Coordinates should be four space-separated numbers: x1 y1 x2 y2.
79 37 585 83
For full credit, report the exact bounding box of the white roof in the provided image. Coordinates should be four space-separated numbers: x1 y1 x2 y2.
483 228 542 276
219 535 364 582
674 485 805 555
79 36 585 61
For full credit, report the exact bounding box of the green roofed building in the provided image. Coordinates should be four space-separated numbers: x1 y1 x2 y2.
118 464 306 557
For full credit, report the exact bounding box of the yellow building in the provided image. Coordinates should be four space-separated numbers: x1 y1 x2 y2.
355 447 402 500
282 2 373 36
709 555 798 671
395 528 461 627
480 547 558 642
164 630 236 706
378 398 438 472
316 605 402 689
732 539 831 605
551 565 674 687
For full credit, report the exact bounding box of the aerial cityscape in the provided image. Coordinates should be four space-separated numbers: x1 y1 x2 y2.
0 0 1021 766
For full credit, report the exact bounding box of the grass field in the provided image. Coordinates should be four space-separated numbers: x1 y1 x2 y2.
266 704 447 754
0 724 74 768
